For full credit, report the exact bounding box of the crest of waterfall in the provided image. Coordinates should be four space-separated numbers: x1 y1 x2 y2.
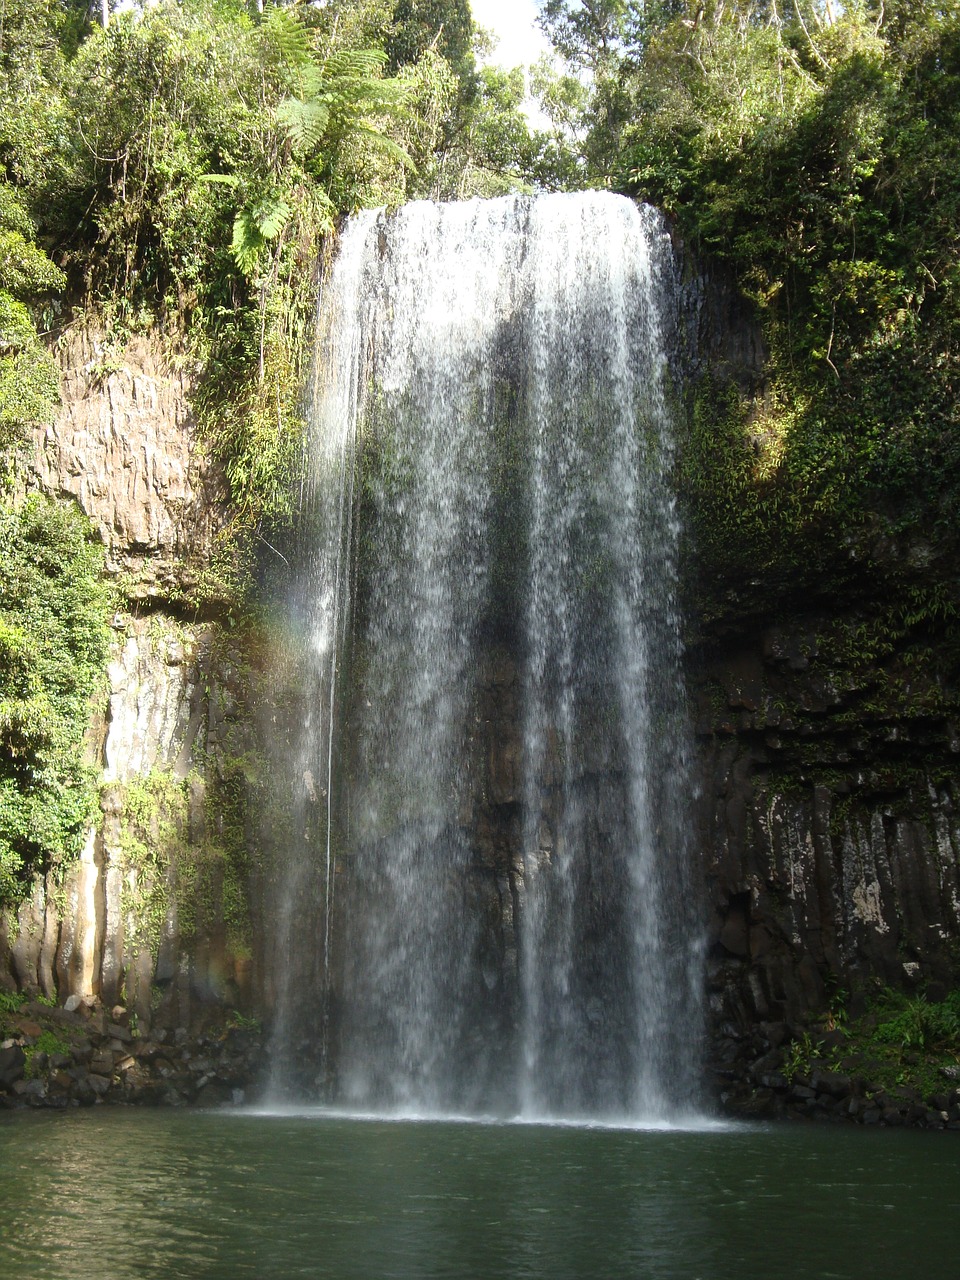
266 191 702 1120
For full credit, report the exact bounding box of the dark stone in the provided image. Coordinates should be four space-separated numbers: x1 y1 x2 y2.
13 1078 46 1100
760 1073 788 1091
71 1040 93 1063
197 1080 234 1106
0 1044 26 1089
760 1021 788 1049
810 1070 851 1100
72 1076 97 1105
89 1051 114 1076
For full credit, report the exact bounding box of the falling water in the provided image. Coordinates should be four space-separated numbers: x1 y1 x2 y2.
267 191 702 1120
517 197 699 1121
260 228 367 1096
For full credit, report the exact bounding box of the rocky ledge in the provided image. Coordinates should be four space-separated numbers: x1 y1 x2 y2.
0 999 264 1110
710 1022 960 1130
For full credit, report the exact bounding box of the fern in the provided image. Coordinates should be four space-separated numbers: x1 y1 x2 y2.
261 5 313 70
349 125 415 170
254 194 291 241
277 97 330 155
231 210 263 277
322 49 389 81
231 192 294 277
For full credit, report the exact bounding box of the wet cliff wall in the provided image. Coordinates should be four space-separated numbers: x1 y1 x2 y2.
675 261 960 1085
1 328 256 1037
5 260 960 1094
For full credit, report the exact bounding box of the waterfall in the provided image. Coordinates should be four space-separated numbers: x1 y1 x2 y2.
265 191 702 1121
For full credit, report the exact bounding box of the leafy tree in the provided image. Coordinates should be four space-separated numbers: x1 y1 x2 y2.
386 0 475 77
538 0 960 595
0 495 112 906
0 185 64 459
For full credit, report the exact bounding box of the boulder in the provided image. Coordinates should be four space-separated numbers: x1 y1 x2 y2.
0 1044 26 1089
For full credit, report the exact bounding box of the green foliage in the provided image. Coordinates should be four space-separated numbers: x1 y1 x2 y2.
20 0 417 527
779 986 960 1101
783 1030 816 1083
112 743 255 967
0 989 28 1017
0 495 112 906
872 989 960 1054
23 1028 71 1078
540 1 960 618
0 184 65 457
226 1008 262 1032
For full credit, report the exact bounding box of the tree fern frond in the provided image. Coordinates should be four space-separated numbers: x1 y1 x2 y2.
350 126 415 170
261 4 312 69
321 48 388 82
307 187 338 235
253 194 291 240
231 209 264 277
277 97 330 155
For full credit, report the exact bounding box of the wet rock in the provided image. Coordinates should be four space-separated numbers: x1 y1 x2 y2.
13 1078 46 1101
87 1073 111 1097
71 1040 93 1064
0 1044 26 1089
196 1080 234 1106
810 1070 852 1100
73 1078 97 1106
89 1051 115 1077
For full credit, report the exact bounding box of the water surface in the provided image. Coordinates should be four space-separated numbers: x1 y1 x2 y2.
1 1110 956 1279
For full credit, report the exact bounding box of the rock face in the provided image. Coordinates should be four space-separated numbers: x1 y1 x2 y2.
5 287 960 1118
1 326 253 1047
4 614 253 1030
24 326 226 599
693 617 960 1030
0 1000 263 1112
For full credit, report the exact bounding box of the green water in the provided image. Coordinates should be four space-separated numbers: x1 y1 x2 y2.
0 1109 956 1279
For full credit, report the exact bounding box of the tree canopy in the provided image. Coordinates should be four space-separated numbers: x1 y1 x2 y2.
534 0 960 598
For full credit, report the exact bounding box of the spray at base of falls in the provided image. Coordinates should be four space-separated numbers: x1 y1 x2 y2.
263 192 704 1122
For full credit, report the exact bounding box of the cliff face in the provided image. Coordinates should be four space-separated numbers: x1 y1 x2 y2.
26 328 228 599
673 264 960 1042
2 327 253 1039
693 615 960 1021
6 271 960 1104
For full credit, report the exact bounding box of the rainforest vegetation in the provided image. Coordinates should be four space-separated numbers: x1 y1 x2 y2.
2 0 960 906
